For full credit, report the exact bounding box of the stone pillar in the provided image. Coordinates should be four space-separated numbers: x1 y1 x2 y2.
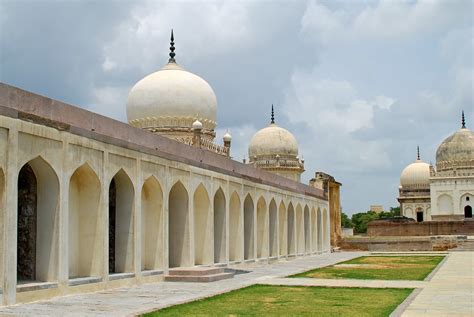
192 120 202 148
223 132 231 158
3 128 18 305
134 160 142 278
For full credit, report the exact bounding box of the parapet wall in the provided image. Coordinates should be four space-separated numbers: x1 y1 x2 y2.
0 83 325 200
367 220 474 236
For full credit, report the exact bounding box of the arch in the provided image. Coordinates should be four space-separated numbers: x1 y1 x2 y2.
296 204 304 254
141 176 164 271
108 169 134 274
194 184 212 265
304 205 310 253
17 157 59 282
438 194 453 214
243 194 254 260
287 203 296 255
169 181 190 268
0 168 4 284
229 192 242 261
213 188 226 264
256 196 268 259
69 163 101 278
317 208 322 252
269 199 278 257
323 208 329 252
311 207 317 253
278 201 287 256
465 205 473 218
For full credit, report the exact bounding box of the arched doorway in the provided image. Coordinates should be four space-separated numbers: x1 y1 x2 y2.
214 188 226 264
229 192 242 261
465 205 473 218
244 195 254 260
69 163 101 279
194 184 212 265
296 204 304 254
141 176 163 271
304 206 310 253
287 203 295 255
269 199 277 257
416 209 424 222
108 169 134 274
278 201 287 256
311 207 317 253
169 181 190 268
17 157 59 282
256 197 268 259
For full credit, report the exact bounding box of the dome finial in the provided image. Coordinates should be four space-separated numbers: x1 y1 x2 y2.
169 29 176 63
271 104 275 124
417 145 420 160
462 110 466 129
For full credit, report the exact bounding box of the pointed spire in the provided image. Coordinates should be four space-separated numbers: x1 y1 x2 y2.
271 104 275 124
169 29 176 63
417 145 420 160
462 110 466 129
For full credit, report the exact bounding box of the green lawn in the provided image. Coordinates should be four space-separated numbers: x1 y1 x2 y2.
291 256 444 280
145 285 413 317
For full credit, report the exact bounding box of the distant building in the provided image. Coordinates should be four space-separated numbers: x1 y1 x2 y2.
398 113 474 222
369 205 384 213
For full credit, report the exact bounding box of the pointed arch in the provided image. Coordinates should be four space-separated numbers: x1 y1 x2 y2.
0 168 4 284
287 202 296 255
194 183 212 265
169 181 190 268
278 201 287 256
109 169 134 274
229 191 242 261
244 194 254 260
296 204 304 254
317 208 322 252
17 156 59 282
141 176 164 271
311 207 317 253
304 205 310 253
269 199 278 257
69 163 101 278
256 196 268 259
213 188 226 264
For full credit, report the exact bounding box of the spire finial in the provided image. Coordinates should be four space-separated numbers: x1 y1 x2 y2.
169 29 176 63
462 110 466 129
271 104 275 124
417 145 420 160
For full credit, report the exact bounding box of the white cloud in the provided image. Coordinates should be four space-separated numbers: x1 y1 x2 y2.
88 86 129 121
102 1 252 72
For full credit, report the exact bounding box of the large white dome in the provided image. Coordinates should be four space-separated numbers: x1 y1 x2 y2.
400 159 431 189
249 123 299 158
436 126 474 171
127 62 217 130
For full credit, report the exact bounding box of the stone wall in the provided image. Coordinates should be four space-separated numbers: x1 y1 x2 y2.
367 220 474 236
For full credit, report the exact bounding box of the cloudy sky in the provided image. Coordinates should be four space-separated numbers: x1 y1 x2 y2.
1 0 472 215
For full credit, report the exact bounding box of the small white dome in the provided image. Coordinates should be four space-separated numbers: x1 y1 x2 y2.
126 62 217 129
400 159 431 189
223 131 232 142
192 119 203 130
249 123 298 158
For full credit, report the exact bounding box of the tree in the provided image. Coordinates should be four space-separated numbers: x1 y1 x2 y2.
341 212 353 228
350 206 402 234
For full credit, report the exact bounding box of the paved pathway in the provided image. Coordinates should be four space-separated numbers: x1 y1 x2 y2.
0 252 366 317
401 252 474 317
260 277 427 289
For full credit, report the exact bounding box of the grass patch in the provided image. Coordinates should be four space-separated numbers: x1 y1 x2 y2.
291 255 444 280
145 285 413 317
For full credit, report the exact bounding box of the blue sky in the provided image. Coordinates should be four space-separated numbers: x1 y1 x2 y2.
1 0 472 215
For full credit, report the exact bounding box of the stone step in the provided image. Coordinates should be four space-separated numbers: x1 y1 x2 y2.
164 272 234 283
168 267 224 276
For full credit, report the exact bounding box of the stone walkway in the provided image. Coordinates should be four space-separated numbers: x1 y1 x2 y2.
401 252 474 317
0 252 366 317
0 251 471 317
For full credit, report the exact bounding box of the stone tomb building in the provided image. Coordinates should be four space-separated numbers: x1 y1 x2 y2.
0 34 333 306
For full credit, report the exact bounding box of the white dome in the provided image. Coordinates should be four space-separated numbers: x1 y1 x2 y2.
400 159 431 189
223 131 232 142
436 127 474 170
126 62 217 129
249 123 299 158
